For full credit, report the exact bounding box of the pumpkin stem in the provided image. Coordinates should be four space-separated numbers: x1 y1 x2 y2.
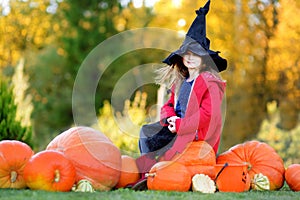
54 169 60 183
246 162 252 171
10 171 17 183
145 173 156 177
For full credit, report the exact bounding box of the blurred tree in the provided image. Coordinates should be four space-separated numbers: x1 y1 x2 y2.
64 0 162 118
26 0 125 148
257 101 300 166
266 0 300 130
58 0 121 75
0 78 33 147
219 0 281 150
114 1 154 31
0 0 58 70
55 0 123 128
12 58 33 128
26 45 71 149
0 0 67 149
94 1 161 110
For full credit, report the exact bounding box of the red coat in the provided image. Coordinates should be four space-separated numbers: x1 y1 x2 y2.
160 71 226 160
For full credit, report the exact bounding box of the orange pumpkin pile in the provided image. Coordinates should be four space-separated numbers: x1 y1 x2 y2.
46 126 122 191
0 126 123 192
216 140 285 191
1 130 300 193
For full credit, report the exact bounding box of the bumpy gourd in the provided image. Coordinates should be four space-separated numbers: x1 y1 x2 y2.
251 173 270 191
73 179 95 193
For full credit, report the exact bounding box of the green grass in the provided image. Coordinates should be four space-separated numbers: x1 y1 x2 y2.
0 186 298 200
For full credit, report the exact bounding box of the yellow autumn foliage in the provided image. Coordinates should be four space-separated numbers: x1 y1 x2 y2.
93 91 149 157
256 101 300 166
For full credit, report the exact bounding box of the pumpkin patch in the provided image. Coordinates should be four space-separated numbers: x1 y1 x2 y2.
23 150 76 192
0 140 34 189
0 131 296 194
46 126 122 191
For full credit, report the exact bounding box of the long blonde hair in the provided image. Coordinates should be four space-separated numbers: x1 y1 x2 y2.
155 55 223 90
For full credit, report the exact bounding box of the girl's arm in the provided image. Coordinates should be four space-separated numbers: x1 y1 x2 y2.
160 86 177 125
174 88 211 135
174 75 217 135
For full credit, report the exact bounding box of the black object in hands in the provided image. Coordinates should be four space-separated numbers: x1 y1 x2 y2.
145 125 176 152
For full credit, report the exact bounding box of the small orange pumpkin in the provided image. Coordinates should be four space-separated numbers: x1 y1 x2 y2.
285 164 300 192
172 141 216 178
23 150 76 192
217 140 285 190
115 155 140 188
215 163 251 192
147 161 191 192
0 140 34 189
46 126 121 191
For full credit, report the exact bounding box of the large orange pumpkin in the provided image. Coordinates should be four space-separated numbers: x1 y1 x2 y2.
216 140 285 190
46 126 121 191
285 164 300 192
171 141 216 178
115 155 140 188
147 161 191 192
23 150 76 192
0 140 34 189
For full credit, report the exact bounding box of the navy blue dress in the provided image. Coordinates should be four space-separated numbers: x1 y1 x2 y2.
175 79 194 118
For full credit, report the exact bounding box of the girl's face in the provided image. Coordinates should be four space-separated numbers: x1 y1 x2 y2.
182 51 203 69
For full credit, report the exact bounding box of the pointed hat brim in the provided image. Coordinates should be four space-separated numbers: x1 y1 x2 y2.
162 36 227 72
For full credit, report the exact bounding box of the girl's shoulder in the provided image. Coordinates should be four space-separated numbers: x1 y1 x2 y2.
198 71 226 82
194 72 226 92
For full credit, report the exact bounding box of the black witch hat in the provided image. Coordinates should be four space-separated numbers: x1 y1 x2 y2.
163 0 227 72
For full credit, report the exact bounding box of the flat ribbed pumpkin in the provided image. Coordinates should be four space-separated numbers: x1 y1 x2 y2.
216 140 285 190
115 155 140 188
146 161 191 192
172 141 216 179
46 126 121 191
0 140 34 189
285 164 300 192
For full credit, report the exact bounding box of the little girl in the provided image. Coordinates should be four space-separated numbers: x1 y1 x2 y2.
132 0 227 190
156 49 226 159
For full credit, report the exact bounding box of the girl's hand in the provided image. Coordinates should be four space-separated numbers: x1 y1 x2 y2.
167 116 179 133
167 116 179 124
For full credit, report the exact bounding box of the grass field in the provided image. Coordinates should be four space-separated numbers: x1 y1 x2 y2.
0 185 298 200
